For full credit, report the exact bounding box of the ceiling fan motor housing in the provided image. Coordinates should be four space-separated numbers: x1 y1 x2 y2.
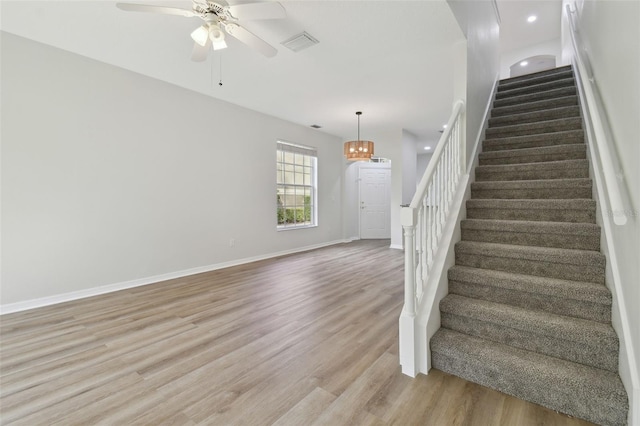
193 1 232 20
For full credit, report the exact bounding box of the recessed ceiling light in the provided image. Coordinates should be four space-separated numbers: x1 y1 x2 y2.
442 124 448 129
527 15 537 23
520 61 529 67
424 146 431 150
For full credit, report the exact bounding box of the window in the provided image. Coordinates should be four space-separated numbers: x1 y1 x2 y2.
276 141 317 229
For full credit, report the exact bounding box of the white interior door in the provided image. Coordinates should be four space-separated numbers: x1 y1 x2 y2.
359 166 391 239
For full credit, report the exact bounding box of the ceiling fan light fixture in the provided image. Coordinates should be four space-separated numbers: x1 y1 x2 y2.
191 25 210 46
209 24 228 50
344 111 375 162
212 40 228 50
209 24 225 42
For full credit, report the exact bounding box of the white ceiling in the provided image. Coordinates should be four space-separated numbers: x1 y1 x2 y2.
497 0 562 54
1 0 466 147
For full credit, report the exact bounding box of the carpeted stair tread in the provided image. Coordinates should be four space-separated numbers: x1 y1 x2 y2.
498 68 574 92
498 65 573 86
439 294 618 371
448 265 611 323
460 218 600 250
478 144 586 165
491 95 578 117
483 130 584 152
488 105 580 128
466 198 596 223
495 77 576 100
454 241 604 283
471 178 592 199
455 241 605 268
475 159 589 181
430 329 628 426
485 117 582 139
493 86 577 109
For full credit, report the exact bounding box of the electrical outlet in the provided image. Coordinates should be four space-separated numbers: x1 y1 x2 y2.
229 238 235 247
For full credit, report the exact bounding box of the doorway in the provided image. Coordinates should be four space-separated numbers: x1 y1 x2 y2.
510 54 556 78
359 165 391 239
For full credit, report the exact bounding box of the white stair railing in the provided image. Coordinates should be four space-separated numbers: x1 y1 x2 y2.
400 100 465 376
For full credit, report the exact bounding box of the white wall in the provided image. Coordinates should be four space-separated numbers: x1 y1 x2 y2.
374 130 404 249
402 130 418 205
343 161 361 241
568 0 640 418
416 153 433 184
447 0 501 165
1 33 344 307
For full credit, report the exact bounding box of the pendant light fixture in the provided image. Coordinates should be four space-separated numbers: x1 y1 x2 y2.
344 111 374 161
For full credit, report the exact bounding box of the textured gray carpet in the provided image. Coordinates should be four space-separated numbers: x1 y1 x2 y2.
430 66 629 425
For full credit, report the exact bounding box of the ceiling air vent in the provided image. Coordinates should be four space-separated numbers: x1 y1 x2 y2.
282 32 319 52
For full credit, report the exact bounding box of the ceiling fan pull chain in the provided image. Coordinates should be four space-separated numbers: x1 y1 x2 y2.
219 54 223 87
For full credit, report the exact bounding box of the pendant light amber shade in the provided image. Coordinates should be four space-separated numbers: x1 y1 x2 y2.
344 140 374 161
344 111 374 161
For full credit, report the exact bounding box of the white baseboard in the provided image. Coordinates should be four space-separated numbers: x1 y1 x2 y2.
389 244 403 250
0 239 351 315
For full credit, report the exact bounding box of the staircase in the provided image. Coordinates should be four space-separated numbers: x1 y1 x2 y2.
430 66 629 425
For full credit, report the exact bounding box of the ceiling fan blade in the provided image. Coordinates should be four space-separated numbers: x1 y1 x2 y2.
116 3 196 18
227 2 286 20
224 23 277 57
191 38 211 62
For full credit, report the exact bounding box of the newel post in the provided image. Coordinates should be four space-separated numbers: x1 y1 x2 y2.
401 206 417 315
399 206 418 376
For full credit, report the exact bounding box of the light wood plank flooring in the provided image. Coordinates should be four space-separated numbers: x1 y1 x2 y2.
1 240 595 425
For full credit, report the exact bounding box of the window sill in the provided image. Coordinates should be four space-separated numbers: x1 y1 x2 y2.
276 224 318 232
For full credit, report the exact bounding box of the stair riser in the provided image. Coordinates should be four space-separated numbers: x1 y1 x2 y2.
440 312 618 371
455 251 604 283
492 96 578 117
486 119 582 139
479 150 586 165
496 79 576 100
489 106 580 127
461 228 600 250
498 66 573 86
449 280 610 323
493 87 577 108
431 352 626 426
483 132 584 152
471 187 592 199
498 70 574 92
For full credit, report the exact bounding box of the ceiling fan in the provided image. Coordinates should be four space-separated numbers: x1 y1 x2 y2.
116 0 286 61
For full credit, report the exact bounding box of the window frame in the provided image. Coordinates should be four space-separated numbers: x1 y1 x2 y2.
276 140 318 230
